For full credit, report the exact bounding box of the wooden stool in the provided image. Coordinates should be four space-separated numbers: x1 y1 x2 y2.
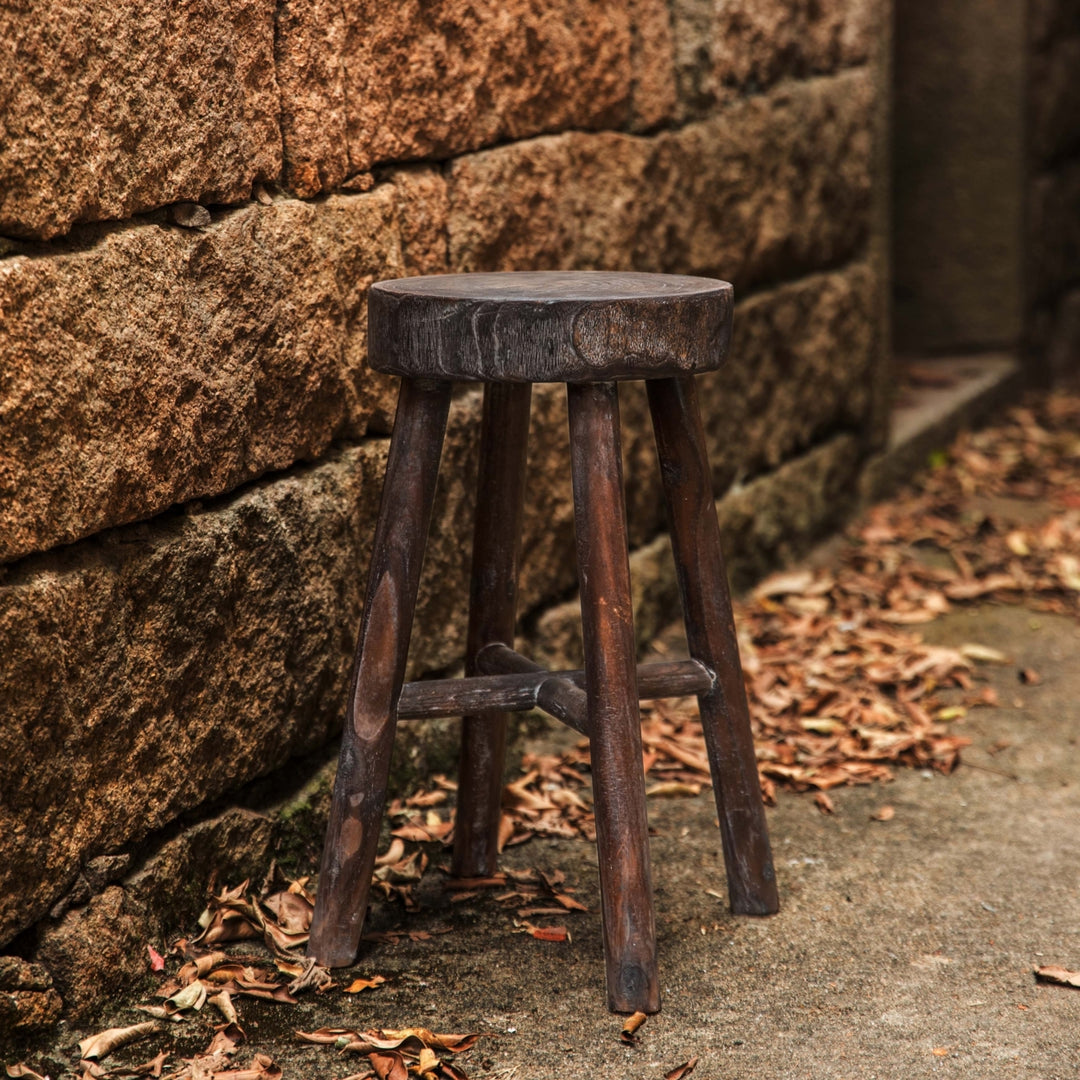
308 271 778 1014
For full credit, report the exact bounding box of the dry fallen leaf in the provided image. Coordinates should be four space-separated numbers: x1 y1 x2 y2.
645 781 702 798
814 792 836 815
1034 965 1080 988
620 1011 648 1045
344 976 387 994
5 1067 50 1080
959 643 1010 664
931 1047 950 1057
871 805 895 821
665 1058 700 1080
78 1022 161 1062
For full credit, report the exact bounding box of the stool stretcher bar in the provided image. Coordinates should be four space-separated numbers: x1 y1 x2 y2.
394 652 715 733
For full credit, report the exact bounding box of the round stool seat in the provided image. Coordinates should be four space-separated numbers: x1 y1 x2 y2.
368 270 733 383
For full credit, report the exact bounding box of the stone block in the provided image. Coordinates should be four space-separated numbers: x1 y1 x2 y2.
447 69 873 291
0 182 448 564
696 262 878 483
670 0 877 119
0 447 387 945
33 808 276 1023
278 0 639 193
0 0 281 239
628 0 679 130
0 955 63 1041
274 0 350 198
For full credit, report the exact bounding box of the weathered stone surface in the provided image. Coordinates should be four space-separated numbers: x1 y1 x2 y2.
670 0 876 119
0 447 382 946
696 262 878 482
278 0 637 193
0 0 281 240
447 69 873 291
1029 35 1080 165
274 0 350 198
389 167 452 279
532 432 863 668
0 184 435 565
0 957 63 1042
0 988 64 1038
628 0 679 130
33 808 275 1022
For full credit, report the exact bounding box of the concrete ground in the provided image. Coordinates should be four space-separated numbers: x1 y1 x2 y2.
14 598 1079 1080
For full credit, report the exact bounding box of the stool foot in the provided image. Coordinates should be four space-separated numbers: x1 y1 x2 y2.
568 382 660 1014
309 378 453 967
648 376 779 917
453 383 532 879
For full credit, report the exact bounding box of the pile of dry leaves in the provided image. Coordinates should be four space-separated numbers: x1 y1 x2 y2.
485 392 1080 827
12 870 484 1080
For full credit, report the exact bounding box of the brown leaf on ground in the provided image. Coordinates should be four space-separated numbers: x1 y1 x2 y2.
665 1058 700 1080
1019 668 1042 685
101 1050 169 1078
296 1029 480 1055
206 991 239 1027
645 781 702 798
374 839 406 867
368 1053 407 1080
78 1022 162 1062
204 1026 244 1057
814 792 836 815
344 976 387 994
1034 965 1080 988
6 1067 50 1080
178 953 232 986
620 1011 648 1045
871 805 896 821
209 1053 281 1080
261 890 313 936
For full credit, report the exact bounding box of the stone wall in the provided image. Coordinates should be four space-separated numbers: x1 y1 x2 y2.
0 0 891 1021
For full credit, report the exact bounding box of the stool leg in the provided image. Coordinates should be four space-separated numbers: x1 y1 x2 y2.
646 376 779 916
452 382 533 878
309 377 453 967
567 381 660 1015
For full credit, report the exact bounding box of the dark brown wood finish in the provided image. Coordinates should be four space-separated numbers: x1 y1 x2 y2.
368 272 733 384
647 376 779 916
474 642 590 735
452 382 533 878
567 381 660 1015
308 377 453 968
309 269 776 1015
393 656 714 723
